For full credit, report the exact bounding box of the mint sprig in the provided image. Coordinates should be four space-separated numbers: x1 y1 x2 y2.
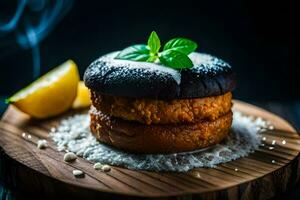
115 31 198 69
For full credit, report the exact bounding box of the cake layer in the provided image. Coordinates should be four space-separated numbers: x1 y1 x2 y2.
90 108 232 153
91 92 232 125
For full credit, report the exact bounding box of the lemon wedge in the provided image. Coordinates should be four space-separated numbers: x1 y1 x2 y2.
72 81 91 109
7 60 80 118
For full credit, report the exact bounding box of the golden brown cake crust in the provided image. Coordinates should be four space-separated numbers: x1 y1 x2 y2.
90 109 232 154
91 92 232 125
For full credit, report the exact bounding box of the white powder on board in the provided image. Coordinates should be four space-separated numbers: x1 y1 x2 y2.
50 111 270 172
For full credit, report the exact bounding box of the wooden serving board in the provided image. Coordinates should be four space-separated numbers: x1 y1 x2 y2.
1 100 300 200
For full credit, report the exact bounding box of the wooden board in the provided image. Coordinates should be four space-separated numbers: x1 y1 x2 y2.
1 100 300 200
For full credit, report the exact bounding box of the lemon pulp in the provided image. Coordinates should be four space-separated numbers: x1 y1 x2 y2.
72 81 91 109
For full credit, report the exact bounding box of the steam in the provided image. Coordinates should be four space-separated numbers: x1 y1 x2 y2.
0 0 73 78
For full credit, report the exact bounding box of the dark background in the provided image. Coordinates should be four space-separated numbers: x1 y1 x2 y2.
1 1 300 199
0 0 298 102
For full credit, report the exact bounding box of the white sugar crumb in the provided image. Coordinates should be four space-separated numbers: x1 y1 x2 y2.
195 172 201 178
22 132 26 137
190 171 201 178
37 139 48 149
50 111 272 172
282 140 286 145
93 162 110 172
269 147 274 150
73 169 84 177
93 162 103 170
27 134 32 139
234 168 239 172
272 140 276 145
101 165 111 172
64 152 77 162
272 160 276 164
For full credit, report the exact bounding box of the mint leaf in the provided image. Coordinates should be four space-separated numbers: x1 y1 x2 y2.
163 38 197 55
147 31 161 54
159 50 193 69
115 44 150 61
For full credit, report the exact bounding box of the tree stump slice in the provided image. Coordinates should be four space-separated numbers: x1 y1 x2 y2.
0 100 299 200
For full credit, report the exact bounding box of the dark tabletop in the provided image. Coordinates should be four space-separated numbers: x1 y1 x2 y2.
0 97 300 200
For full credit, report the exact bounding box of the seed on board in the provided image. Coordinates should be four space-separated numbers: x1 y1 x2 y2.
73 169 84 177
37 139 48 149
195 172 201 178
64 152 77 162
190 171 201 178
101 165 111 172
93 162 103 170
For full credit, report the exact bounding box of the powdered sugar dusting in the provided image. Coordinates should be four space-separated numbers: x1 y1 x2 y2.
91 52 232 86
188 52 231 75
50 111 270 172
102 52 182 85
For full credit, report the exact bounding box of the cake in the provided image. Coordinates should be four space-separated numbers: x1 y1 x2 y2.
84 51 236 153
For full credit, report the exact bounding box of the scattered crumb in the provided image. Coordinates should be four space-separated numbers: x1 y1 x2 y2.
272 160 276 164
282 140 286 145
195 172 201 178
101 165 111 172
234 168 239 172
93 162 103 170
22 132 26 137
27 134 32 139
269 147 274 150
262 137 266 141
272 140 276 145
190 171 201 178
73 169 84 177
64 152 77 162
37 139 48 149
51 127 56 132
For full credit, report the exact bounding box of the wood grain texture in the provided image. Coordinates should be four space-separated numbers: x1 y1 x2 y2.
0 100 300 200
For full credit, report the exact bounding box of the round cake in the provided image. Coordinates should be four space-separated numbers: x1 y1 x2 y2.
84 51 236 153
